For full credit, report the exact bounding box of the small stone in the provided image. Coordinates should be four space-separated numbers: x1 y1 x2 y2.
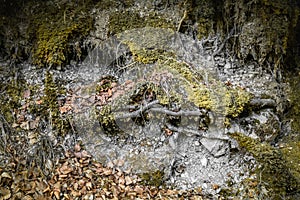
200 157 208 167
224 62 231 69
200 138 228 157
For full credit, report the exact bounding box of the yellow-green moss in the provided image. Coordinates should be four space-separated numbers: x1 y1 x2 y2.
117 27 175 64
43 71 69 135
96 76 118 93
29 1 93 68
157 58 252 118
286 71 300 133
140 170 165 187
0 71 26 123
33 22 88 67
281 141 300 182
130 48 175 64
95 0 134 11
230 132 300 197
97 105 122 135
109 11 176 36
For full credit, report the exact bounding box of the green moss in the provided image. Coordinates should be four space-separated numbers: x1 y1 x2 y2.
117 27 175 64
95 0 134 11
109 11 176 36
286 71 300 133
281 141 300 183
43 71 69 135
0 73 26 123
140 170 165 187
157 58 252 118
29 1 93 68
97 105 122 135
230 132 300 197
96 75 118 93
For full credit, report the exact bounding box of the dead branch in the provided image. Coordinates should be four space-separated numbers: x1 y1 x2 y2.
114 100 206 120
249 98 276 109
212 28 235 58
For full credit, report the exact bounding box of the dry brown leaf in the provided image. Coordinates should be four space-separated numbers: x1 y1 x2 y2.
74 144 81 152
125 176 133 185
164 128 173 136
12 123 20 128
86 182 92 190
127 191 137 198
72 190 82 197
0 187 11 200
106 161 114 168
78 179 85 187
35 99 43 105
81 150 91 158
74 152 82 158
212 184 219 190
116 159 125 167
59 104 72 114
60 165 73 175
1 172 12 179
53 182 61 191
118 177 125 185
85 170 93 180
59 174 68 178
107 89 113 97
53 190 60 200
43 185 50 193
134 185 144 195
20 121 29 130
29 116 40 129
21 195 34 200
103 168 112 176
73 182 79 191
149 187 158 197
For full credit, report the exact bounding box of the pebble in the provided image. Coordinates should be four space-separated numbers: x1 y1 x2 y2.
200 157 208 167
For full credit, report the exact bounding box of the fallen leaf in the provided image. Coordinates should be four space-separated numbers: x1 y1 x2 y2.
35 99 43 105
125 176 133 185
1 172 11 179
74 144 81 152
0 187 11 200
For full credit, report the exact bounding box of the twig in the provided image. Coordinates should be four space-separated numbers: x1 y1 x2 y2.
150 107 204 116
250 98 276 109
115 100 160 119
114 99 207 120
177 10 187 32
212 28 235 58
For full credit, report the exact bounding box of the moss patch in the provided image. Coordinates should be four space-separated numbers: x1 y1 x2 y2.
286 70 300 133
30 1 93 68
281 141 300 183
157 58 252 118
230 132 300 198
0 69 26 123
140 170 165 187
43 71 70 135
109 11 176 36
97 105 122 135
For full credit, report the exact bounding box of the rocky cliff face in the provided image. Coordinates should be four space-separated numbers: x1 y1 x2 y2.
0 0 300 199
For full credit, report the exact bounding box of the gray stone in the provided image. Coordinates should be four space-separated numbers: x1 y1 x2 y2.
200 138 228 157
